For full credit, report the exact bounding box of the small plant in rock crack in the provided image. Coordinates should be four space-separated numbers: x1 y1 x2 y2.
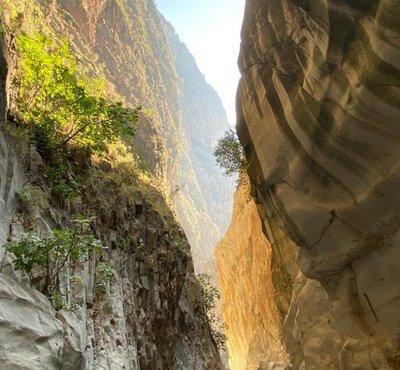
197 273 228 349
95 262 114 296
6 216 102 306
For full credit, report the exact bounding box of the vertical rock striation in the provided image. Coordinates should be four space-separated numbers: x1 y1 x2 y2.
235 0 400 368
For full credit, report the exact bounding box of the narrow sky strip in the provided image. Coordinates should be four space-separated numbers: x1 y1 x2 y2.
155 0 246 126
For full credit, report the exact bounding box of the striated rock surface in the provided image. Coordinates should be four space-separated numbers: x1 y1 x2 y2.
215 178 290 370
0 38 24 251
237 0 400 369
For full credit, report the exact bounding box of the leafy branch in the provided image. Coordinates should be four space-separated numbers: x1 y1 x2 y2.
6 217 102 306
15 33 140 154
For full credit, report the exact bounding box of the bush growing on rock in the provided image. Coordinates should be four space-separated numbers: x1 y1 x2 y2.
197 273 227 349
6 217 102 308
95 262 114 296
15 33 140 154
213 128 246 178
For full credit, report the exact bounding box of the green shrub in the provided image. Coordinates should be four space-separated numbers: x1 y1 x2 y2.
95 262 114 296
213 128 246 178
6 217 102 301
16 33 140 154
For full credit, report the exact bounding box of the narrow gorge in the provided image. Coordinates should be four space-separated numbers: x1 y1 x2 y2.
0 0 399 369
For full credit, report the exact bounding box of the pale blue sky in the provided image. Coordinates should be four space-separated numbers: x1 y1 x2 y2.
155 0 246 125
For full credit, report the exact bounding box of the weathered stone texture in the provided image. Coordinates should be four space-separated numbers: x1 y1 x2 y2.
0 143 222 370
215 179 290 370
237 0 400 368
0 2 223 367
0 274 64 370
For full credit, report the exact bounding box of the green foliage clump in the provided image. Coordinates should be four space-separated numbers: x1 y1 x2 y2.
95 262 114 296
213 128 246 178
6 217 102 302
197 273 227 349
43 163 83 199
16 33 139 153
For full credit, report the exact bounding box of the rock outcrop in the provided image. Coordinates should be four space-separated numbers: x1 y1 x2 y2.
0 274 64 370
236 0 400 368
215 178 290 370
0 187 222 369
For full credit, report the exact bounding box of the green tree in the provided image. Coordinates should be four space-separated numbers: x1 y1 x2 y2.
213 128 245 177
16 33 139 153
6 217 102 299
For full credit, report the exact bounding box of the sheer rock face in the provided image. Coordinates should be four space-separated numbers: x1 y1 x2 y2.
0 3 223 369
237 0 400 368
0 38 24 255
0 123 222 370
215 180 290 370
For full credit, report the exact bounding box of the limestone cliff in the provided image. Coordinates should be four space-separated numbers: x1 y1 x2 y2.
215 178 290 370
0 65 222 370
235 0 400 369
0 1 224 369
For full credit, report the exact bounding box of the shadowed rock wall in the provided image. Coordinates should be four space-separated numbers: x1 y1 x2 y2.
236 0 400 368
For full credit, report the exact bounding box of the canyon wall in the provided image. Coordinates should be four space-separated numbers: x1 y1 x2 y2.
4 0 233 275
215 177 290 370
227 0 400 368
53 0 234 274
0 0 226 368
0 155 222 369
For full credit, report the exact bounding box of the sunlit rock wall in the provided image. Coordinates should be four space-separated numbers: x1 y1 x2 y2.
215 178 290 370
237 0 400 368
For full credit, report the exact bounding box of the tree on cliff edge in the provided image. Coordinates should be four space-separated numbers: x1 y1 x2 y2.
213 128 246 178
16 33 139 154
